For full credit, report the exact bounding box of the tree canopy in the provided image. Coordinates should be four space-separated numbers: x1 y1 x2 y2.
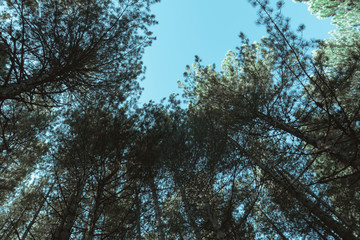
0 0 359 239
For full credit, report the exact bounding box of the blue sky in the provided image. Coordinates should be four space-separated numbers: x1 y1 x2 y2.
138 0 334 105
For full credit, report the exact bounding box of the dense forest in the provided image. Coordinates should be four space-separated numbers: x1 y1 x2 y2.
0 0 359 239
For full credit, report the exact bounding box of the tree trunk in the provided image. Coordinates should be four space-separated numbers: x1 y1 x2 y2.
3 208 27 240
84 166 119 240
149 176 165 240
260 209 289 240
179 185 202 240
52 178 86 240
257 112 360 170
135 185 142 240
21 182 55 240
84 182 104 240
229 137 358 240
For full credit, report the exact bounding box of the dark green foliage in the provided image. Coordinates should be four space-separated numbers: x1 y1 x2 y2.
1 0 359 239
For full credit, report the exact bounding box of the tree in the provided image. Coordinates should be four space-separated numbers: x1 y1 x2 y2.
0 0 158 166
138 100 258 239
181 0 360 238
2 0 360 239
294 0 359 31
0 0 159 238
0 0 157 104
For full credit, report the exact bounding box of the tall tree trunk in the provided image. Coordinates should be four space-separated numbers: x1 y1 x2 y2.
179 183 202 240
83 167 119 240
149 176 165 240
21 182 55 240
229 137 358 240
299 210 335 240
135 185 142 240
52 177 86 240
2 208 27 240
260 209 289 240
84 182 104 240
257 112 359 170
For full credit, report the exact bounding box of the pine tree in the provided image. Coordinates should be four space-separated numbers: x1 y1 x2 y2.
181 0 360 238
0 0 159 238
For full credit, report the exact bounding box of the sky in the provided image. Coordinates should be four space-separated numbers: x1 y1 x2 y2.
138 0 334 105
